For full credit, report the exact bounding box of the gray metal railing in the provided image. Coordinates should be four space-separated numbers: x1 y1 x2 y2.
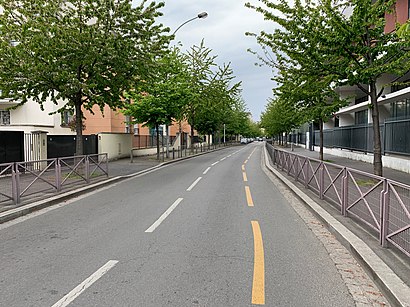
0 154 108 206
266 143 410 258
307 118 410 156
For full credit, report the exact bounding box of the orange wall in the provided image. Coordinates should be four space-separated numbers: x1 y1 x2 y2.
83 103 196 137
83 105 126 135
136 121 194 136
385 0 408 32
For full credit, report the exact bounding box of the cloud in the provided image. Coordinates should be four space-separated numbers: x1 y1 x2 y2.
133 0 276 121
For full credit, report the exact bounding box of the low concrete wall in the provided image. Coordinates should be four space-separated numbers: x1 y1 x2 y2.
98 133 132 160
130 142 209 158
313 146 410 174
131 147 158 157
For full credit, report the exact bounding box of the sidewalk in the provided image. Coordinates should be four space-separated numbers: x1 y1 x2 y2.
108 154 164 177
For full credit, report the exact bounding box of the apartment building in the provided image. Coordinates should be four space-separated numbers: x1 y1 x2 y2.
82 104 196 150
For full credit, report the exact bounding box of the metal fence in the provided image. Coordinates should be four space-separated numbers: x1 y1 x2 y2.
385 118 410 155
313 124 379 153
308 118 410 156
132 135 177 149
266 143 410 258
0 153 108 206
130 141 238 163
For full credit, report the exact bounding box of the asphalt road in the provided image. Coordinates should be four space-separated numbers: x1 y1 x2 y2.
0 143 355 306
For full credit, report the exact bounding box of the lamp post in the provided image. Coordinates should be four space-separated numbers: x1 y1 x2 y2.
172 12 208 36
170 12 208 155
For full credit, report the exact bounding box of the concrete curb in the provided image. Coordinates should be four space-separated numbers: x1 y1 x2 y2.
0 146 231 225
263 147 410 307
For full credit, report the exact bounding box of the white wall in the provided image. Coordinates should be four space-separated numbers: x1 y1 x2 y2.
98 133 132 160
313 147 410 174
3 97 75 135
339 113 355 126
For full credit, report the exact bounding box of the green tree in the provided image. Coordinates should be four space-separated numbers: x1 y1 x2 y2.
224 98 250 140
123 47 193 159
184 40 216 151
276 64 345 159
195 63 242 143
260 96 301 145
397 21 410 39
320 0 410 175
247 0 410 175
0 0 169 155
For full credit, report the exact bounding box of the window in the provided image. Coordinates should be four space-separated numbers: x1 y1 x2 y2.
0 110 11 125
355 96 368 105
391 99 410 118
124 115 132 133
133 124 139 135
355 110 368 125
334 116 340 127
61 110 73 126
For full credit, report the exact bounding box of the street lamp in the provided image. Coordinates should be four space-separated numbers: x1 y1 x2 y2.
170 12 208 154
172 12 208 36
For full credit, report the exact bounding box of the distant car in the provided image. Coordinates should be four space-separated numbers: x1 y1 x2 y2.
240 138 248 144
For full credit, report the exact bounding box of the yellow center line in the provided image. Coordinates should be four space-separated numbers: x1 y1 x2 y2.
251 221 265 305
243 172 248 182
245 186 254 207
242 165 245 171
244 159 248 164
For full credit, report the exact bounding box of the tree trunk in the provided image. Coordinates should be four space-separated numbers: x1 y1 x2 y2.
319 119 324 161
370 83 383 176
75 93 83 156
156 124 160 160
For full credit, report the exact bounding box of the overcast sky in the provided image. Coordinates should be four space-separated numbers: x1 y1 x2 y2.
133 0 275 122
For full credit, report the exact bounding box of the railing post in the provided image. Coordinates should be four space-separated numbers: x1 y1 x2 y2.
287 154 291 176
15 163 21 204
11 163 18 205
319 162 324 200
274 148 278 166
281 152 285 171
104 154 109 177
294 156 298 180
56 158 62 192
304 157 309 188
341 168 348 216
381 179 389 247
85 156 90 183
